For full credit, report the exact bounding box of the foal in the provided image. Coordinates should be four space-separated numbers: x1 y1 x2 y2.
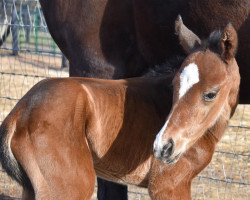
0 20 240 199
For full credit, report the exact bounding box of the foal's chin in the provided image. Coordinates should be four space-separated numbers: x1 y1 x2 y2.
161 153 182 165
154 150 182 165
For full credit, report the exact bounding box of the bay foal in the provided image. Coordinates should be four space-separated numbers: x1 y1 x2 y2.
0 21 240 199
39 1 249 198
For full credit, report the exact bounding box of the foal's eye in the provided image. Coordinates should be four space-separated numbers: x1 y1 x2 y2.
203 91 218 102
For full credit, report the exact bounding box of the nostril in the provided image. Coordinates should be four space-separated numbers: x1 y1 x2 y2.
161 138 174 158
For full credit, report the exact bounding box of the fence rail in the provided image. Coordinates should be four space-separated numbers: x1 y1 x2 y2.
0 0 249 199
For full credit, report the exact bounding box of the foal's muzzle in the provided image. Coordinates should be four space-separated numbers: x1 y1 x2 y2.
161 138 174 158
154 138 179 164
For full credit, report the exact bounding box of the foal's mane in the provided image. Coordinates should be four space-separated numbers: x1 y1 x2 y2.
143 29 227 77
143 29 227 78
202 29 238 59
143 56 185 77
202 30 223 55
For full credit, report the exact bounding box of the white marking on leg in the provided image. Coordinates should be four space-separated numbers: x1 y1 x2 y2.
179 63 199 99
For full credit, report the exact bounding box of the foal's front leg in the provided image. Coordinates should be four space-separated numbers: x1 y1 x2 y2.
148 157 193 200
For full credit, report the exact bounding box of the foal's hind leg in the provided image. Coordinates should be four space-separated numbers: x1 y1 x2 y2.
12 129 96 200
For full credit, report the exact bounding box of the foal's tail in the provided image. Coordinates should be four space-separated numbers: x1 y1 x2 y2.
0 116 31 188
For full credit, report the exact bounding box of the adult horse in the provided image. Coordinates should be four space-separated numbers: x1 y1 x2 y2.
39 0 249 101
38 0 249 199
0 21 240 199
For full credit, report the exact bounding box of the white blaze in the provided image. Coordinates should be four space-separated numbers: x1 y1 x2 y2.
153 119 169 151
153 111 173 155
154 63 199 155
179 63 199 99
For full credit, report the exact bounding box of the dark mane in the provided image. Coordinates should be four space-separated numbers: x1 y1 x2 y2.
143 56 185 77
143 29 226 78
202 30 224 56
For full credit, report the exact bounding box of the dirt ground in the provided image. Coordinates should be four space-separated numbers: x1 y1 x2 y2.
0 51 249 199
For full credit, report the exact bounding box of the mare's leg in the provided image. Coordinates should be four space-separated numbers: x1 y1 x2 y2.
22 187 35 200
97 178 128 200
148 133 217 200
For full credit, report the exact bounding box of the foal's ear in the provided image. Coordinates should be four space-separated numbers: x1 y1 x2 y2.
175 15 201 54
220 23 238 63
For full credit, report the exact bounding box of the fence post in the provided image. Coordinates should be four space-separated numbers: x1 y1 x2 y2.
22 4 30 43
34 7 39 53
11 8 19 56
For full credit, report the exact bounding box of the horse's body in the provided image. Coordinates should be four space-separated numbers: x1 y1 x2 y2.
0 21 240 199
39 0 249 102
0 75 214 200
1 76 171 187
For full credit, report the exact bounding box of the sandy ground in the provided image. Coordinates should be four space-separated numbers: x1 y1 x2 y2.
0 51 249 199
